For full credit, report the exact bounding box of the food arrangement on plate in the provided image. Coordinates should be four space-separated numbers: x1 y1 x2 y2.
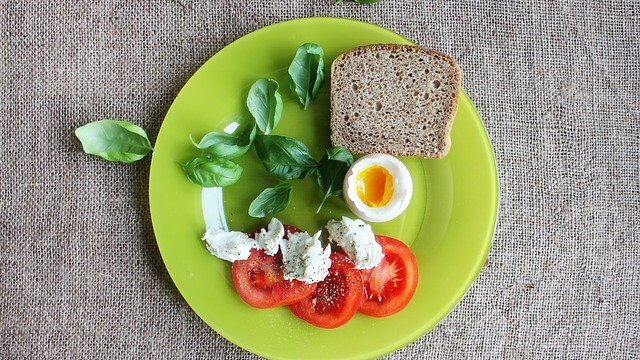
72 17 497 358
182 43 462 328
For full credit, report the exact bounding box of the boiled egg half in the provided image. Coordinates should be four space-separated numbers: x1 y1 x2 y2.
343 154 413 222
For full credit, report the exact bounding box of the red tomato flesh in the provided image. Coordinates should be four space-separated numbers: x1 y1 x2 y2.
231 225 316 309
358 235 418 317
289 253 364 329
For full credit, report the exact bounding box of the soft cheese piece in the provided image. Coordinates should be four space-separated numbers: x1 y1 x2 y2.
326 216 384 269
254 218 285 256
201 227 257 262
280 230 332 284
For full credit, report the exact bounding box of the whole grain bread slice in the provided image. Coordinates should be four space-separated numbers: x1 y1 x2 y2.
330 44 461 158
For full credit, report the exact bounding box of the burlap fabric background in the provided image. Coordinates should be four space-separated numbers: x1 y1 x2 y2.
1 1 638 359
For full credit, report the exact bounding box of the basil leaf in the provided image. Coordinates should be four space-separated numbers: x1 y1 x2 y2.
288 43 325 109
326 146 354 165
74 120 152 163
254 134 317 180
248 183 292 218
182 156 243 187
191 122 256 159
315 147 354 213
247 79 283 134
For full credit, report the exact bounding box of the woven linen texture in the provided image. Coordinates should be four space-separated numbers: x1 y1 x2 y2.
1 1 638 359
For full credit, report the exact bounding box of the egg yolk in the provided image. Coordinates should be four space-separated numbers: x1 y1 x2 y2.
355 165 394 207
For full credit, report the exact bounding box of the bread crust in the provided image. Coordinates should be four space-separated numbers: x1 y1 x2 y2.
330 44 461 159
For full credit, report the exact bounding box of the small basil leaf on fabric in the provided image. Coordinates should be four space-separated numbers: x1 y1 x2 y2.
190 121 257 159
315 146 354 213
248 183 292 218
247 79 283 135
74 120 152 163
182 156 243 187
288 43 325 109
254 134 318 180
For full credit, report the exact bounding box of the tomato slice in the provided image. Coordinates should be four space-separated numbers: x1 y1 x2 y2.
231 225 316 309
289 253 364 328
358 235 418 317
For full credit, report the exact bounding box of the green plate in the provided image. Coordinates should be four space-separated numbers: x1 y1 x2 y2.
149 17 498 360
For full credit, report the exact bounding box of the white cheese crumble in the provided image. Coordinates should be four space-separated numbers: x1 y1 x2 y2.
254 218 285 256
201 227 257 262
280 230 332 284
326 216 384 269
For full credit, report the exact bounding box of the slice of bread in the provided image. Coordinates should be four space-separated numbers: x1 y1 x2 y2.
330 44 461 159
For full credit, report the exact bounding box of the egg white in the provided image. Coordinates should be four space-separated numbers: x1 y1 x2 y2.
343 154 413 222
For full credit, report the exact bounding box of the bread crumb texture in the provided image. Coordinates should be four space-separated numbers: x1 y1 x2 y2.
330 44 461 158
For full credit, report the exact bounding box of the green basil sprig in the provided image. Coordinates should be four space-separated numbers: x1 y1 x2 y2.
254 134 318 180
75 120 152 163
248 183 292 218
324 146 354 164
315 147 354 213
182 156 243 187
288 43 325 109
247 79 283 135
190 122 256 159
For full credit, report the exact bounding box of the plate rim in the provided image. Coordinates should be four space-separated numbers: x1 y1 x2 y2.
149 16 499 359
